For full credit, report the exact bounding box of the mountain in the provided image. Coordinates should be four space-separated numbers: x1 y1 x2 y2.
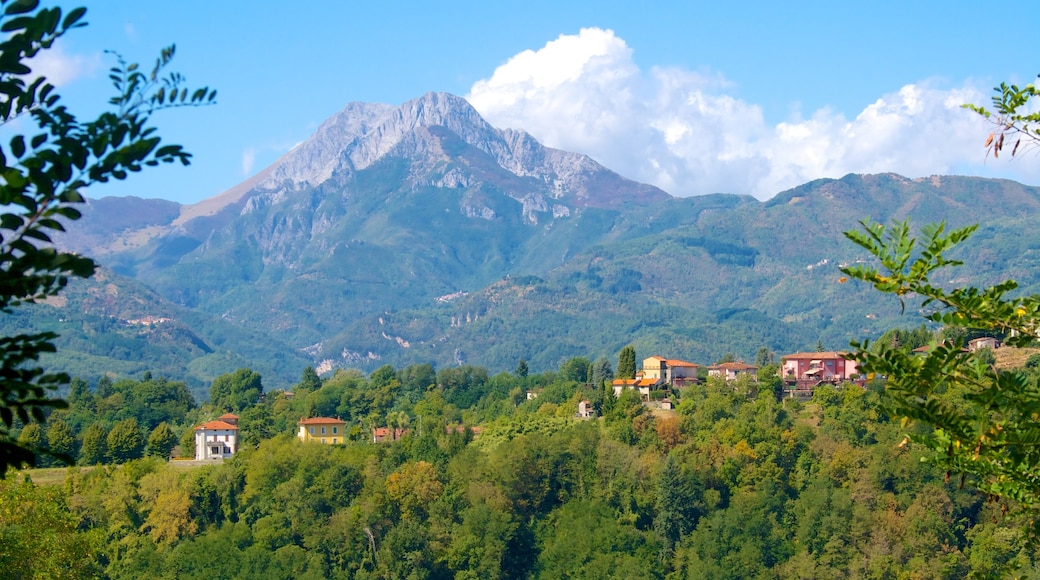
44 93 1040 384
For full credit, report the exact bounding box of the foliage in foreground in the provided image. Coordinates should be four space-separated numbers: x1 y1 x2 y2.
843 218 1040 526
0 0 214 476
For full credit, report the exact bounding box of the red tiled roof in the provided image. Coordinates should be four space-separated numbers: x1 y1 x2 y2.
636 378 660 387
664 359 698 367
298 417 346 425
218 413 239 420
612 378 639 386
196 420 238 431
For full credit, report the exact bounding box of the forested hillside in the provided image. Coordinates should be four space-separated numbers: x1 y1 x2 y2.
5 354 1039 578
34 171 1040 389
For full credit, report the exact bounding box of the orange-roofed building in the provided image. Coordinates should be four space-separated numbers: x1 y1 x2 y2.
195 419 238 460
298 417 346 445
642 356 699 387
218 413 239 425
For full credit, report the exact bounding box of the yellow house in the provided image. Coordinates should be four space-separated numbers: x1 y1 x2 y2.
297 417 347 444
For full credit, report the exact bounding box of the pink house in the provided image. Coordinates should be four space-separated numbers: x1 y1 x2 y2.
780 351 861 396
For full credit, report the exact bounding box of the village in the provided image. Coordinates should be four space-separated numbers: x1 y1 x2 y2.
188 335 1003 461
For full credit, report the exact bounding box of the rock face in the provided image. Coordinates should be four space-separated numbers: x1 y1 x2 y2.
218 92 668 219
52 92 675 375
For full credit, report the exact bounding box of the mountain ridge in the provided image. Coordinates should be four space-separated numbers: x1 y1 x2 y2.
38 94 1040 383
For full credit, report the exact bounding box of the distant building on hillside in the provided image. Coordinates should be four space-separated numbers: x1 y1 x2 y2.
707 361 759 381
780 351 861 397
968 336 1000 352
641 356 699 387
195 414 238 460
577 400 596 418
298 417 346 444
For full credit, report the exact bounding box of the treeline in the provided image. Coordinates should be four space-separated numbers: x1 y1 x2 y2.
4 353 1040 578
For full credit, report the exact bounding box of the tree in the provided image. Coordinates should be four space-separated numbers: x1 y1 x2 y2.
44 415 75 464
14 423 41 466
209 368 263 413
841 219 1040 513
618 346 637 380
755 347 772 367
591 357 613 387
297 366 322 393
147 421 178 459
963 78 1040 159
107 417 144 463
179 425 195 459
559 356 591 383
515 359 529 378
0 1 214 476
79 422 107 465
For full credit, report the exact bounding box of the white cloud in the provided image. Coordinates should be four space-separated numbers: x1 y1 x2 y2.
29 46 100 86
467 27 1026 200
242 147 256 176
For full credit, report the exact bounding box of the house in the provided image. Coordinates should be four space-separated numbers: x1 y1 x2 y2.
968 336 1000 352
298 417 346 444
641 356 699 387
577 400 595 418
611 376 663 399
194 415 238 460
707 361 759 381
372 427 409 442
780 351 861 396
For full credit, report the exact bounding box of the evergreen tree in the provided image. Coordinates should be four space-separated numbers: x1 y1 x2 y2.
95 375 113 398
755 347 772 367
107 418 144 463
68 377 89 404
815 339 825 352
298 366 322 393
515 359 529 378
655 455 683 557
618 346 637 379
147 422 178 459
591 357 614 387
80 423 108 465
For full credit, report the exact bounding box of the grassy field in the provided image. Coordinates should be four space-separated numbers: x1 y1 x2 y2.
11 466 89 486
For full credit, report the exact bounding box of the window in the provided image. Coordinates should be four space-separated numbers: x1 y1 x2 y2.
321 426 326 434
333 426 338 434
309 426 314 435
321 438 326 444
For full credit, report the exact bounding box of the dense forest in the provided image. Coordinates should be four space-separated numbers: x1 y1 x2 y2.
4 347 1040 579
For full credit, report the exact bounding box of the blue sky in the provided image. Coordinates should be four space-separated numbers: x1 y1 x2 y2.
40 1 1040 203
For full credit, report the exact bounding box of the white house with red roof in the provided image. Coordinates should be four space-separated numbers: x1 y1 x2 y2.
194 413 238 460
